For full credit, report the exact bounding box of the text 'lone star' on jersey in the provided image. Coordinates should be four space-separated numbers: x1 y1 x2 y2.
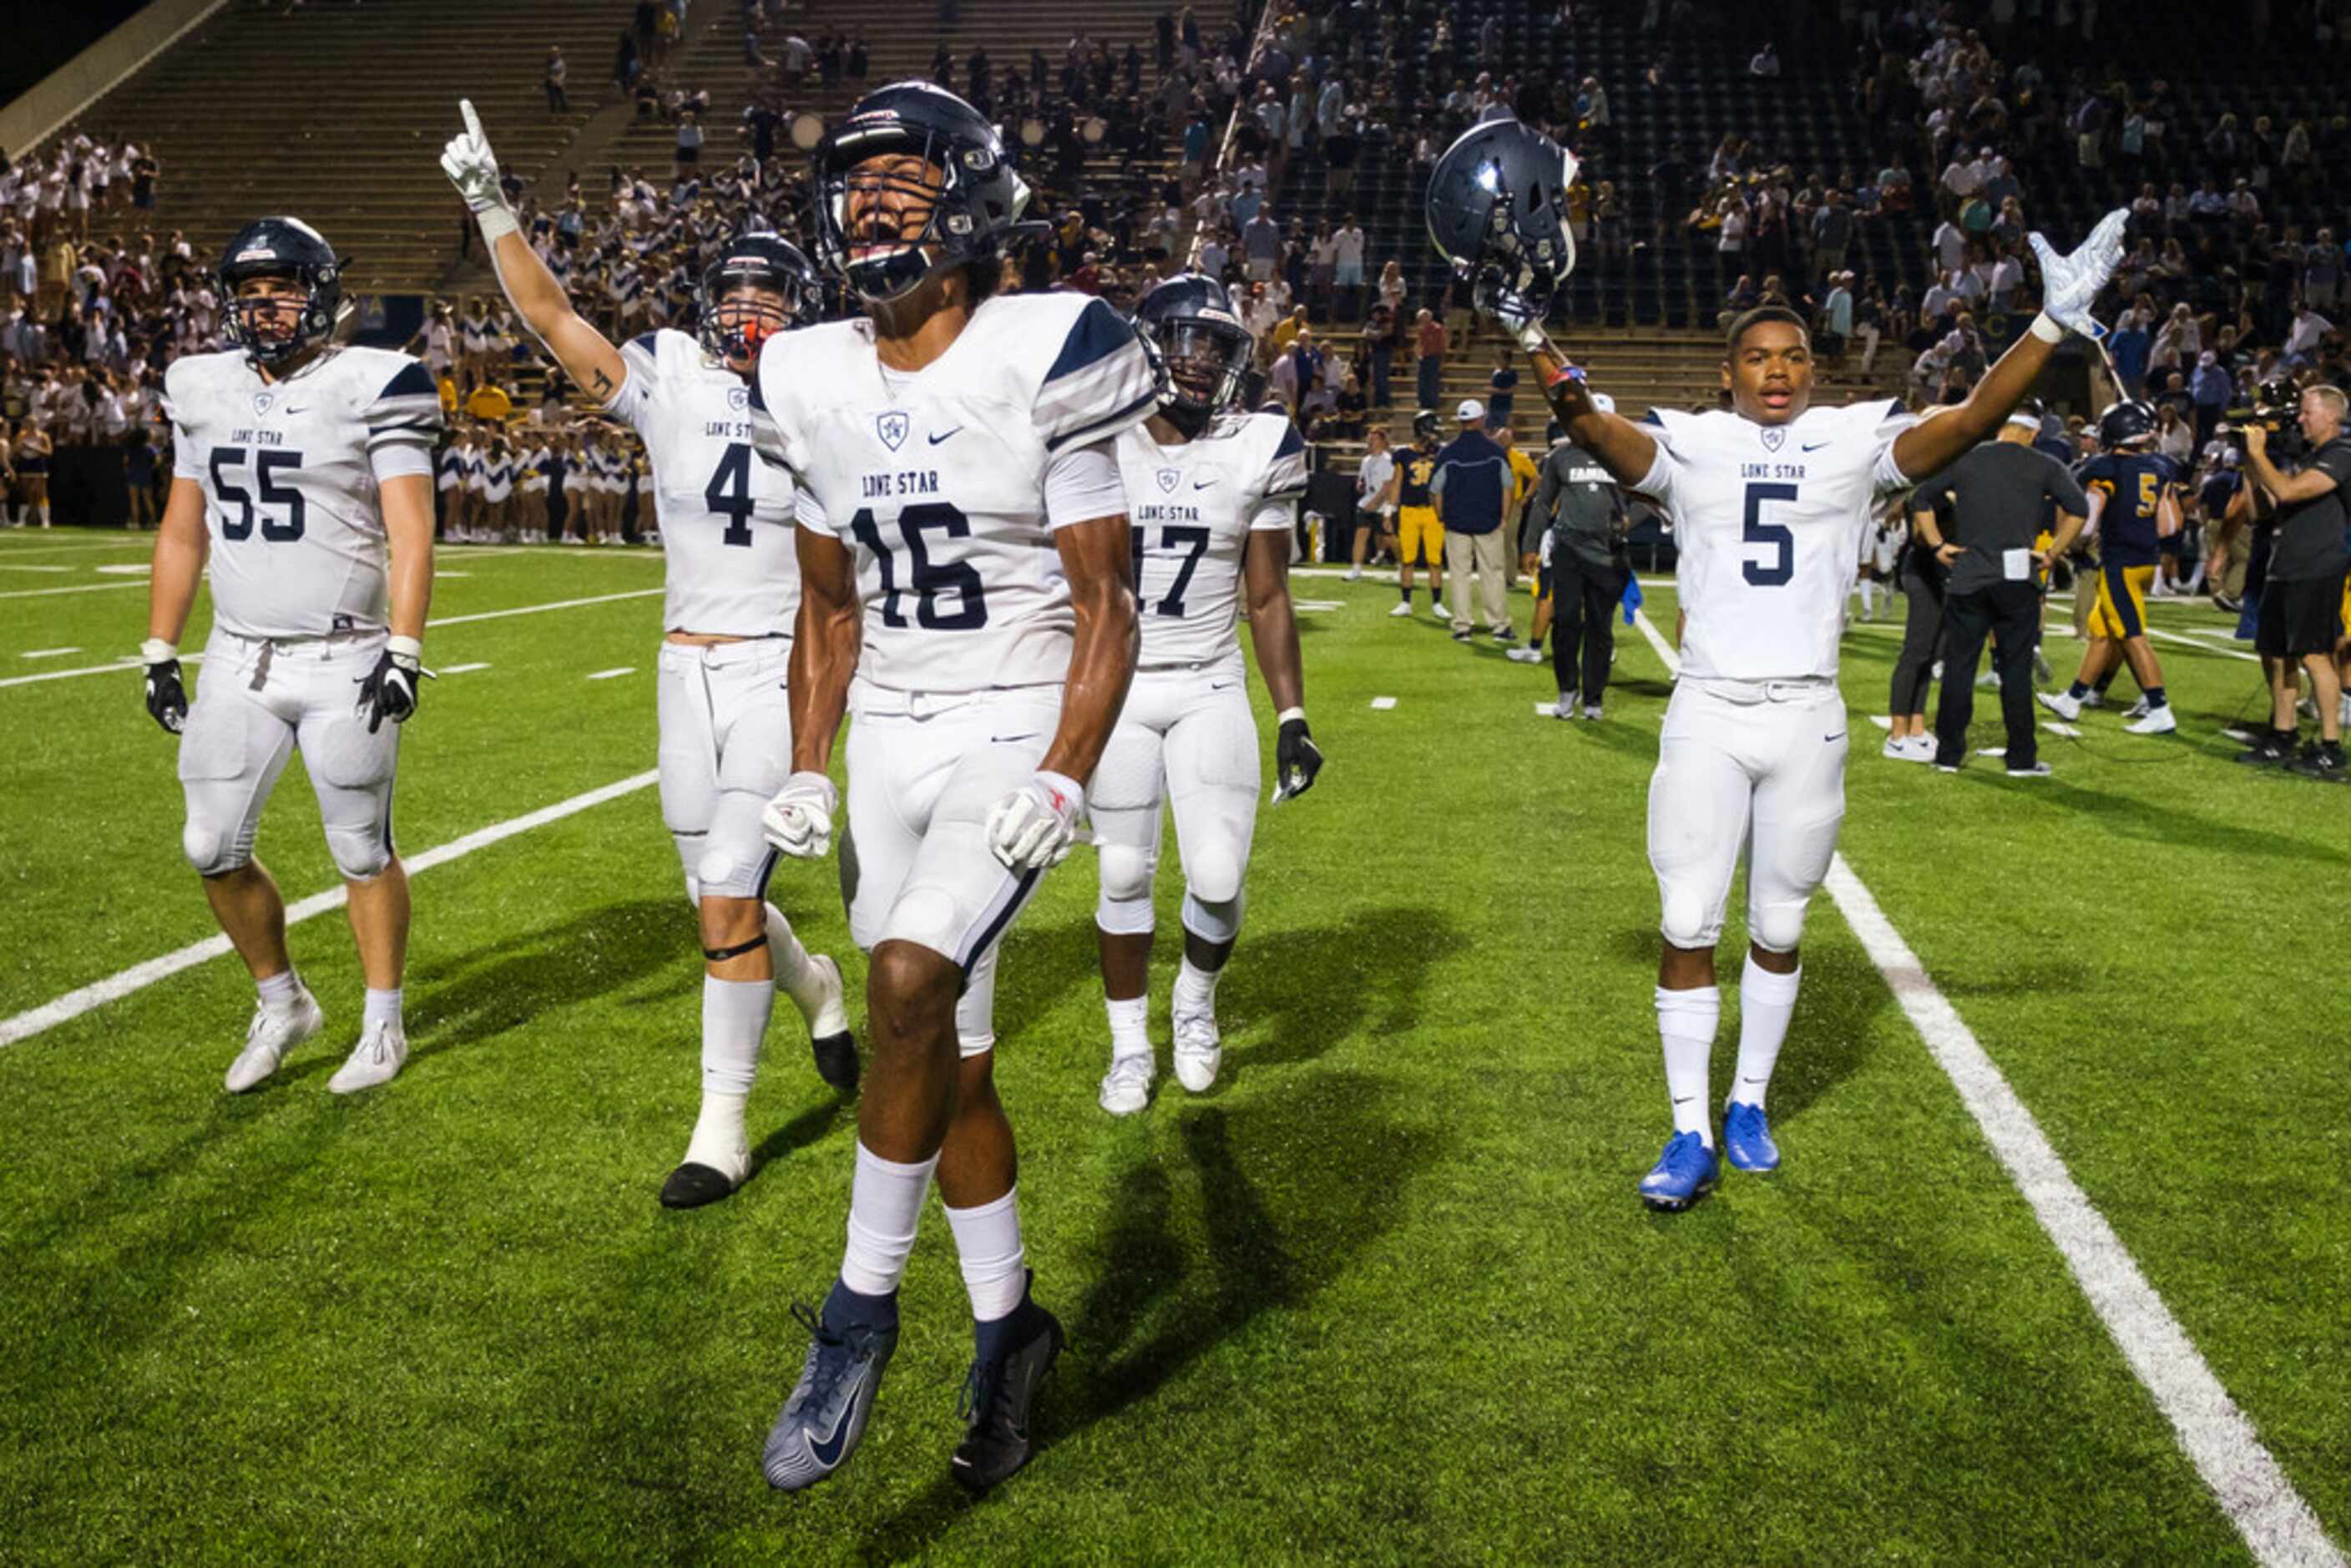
1637 397 1915 680
610 327 800 636
1117 410 1307 664
751 291 1159 691
163 345 442 638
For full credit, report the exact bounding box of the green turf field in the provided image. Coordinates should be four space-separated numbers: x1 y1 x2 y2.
1 526 2343 1565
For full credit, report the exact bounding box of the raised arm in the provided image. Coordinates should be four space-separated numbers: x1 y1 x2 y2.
440 99 626 402
1525 341 1660 489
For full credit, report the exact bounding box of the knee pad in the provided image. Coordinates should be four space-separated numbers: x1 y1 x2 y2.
1657 880 1727 951
1181 844 1246 908
1096 841 1158 906
1747 897 1811 955
1095 892 1157 937
695 844 771 901
182 822 244 878
1180 889 1243 947
326 825 392 883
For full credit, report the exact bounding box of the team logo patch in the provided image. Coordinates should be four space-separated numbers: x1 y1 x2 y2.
253 392 275 417
727 386 749 412
1761 427 1785 452
1156 468 1180 493
875 411 910 452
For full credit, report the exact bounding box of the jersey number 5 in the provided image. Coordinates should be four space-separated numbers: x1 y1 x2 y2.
849 503 989 630
1742 481 1797 587
210 447 306 542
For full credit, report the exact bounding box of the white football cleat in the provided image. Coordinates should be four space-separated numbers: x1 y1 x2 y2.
2036 690 2082 721
1171 1009 1222 1094
2124 706 2177 735
1504 646 1543 663
1098 1051 1154 1116
327 1020 409 1095
224 984 326 1093
1387 601 1413 617
1343 566 1363 581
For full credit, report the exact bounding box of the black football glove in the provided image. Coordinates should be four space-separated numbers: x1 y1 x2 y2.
1275 715 1323 802
356 640 429 733
144 658 188 734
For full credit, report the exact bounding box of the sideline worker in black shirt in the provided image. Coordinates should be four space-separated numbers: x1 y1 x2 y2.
2238 384 2351 781
1909 405 2090 776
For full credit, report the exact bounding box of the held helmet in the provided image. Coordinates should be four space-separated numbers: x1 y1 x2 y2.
811 82 1042 302
1132 273 1253 436
2096 398 2157 450
218 216 342 368
696 230 821 365
1424 117 1580 326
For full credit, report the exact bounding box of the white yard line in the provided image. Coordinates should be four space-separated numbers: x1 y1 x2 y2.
0 771 659 1050
0 564 73 573
1625 606 2339 1568
18 647 83 660
2147 626 2261 663
0 580 145 600
0 587 668 690
440 662 492 674
585 666 635 680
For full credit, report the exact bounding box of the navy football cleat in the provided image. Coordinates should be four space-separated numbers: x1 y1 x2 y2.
1722 1101 1781 1172
762 1297 898 1491
950 1294 1065 1493
1638 1130 1720 1211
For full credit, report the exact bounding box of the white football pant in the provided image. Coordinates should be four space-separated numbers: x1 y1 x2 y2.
658 637 793 902
1091 655 1261 945
1646 678 1848 954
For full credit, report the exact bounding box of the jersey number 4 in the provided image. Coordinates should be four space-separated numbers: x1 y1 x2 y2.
1742 482 1797 586
705 442 756 547
210 447 306 542
849 503 989 630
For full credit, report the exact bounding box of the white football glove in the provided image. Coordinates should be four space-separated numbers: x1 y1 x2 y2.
984 771 1084 873
761 771 838 860
440 99 516 236
2027 207 2128 340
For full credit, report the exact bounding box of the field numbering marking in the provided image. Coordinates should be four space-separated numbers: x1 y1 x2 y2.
1626 605 2340 1568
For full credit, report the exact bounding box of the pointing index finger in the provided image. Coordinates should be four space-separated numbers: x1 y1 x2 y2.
461 98 483 142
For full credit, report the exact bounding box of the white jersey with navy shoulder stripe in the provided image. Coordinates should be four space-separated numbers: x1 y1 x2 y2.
1637 397 1914 681
164 345 442 639
753 291 1159 693
1116 410 1307 665
607 326 797 636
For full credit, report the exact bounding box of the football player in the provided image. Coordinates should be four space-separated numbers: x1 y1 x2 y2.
1093 275 1322 1117
1388 409 1448 619
2035 399 2182 734
749 82 1155 1495
1428 118 2127 1211
141 216 442 1094
441 101 857 1208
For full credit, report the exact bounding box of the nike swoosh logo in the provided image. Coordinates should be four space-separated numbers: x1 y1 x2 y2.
283 406 308 415
928 428 962 445
1801 441 1828 452
991 732 1039 744
806 1366 867 1468
1825 732 1847 742
1671 1095 1697 1106
1193 479 1216 489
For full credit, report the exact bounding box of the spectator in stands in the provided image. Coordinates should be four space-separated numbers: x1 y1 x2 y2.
675 110 703 181
546 46 570 114
1413 307 1446 412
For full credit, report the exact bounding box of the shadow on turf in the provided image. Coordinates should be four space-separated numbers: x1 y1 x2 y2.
402 898 698 1066
852 1069 1443 1562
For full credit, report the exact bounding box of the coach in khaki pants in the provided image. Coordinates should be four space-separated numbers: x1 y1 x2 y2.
1433 398 1516 644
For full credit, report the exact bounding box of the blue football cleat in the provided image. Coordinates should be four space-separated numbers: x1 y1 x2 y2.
1637 1130 1721 1211
762 1297 898 1491
1722 1101 1781 1172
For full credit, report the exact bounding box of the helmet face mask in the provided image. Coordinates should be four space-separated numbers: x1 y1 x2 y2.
218 216 341 369
813 83 1037 304
1130 273 1254 438
696 232 817 367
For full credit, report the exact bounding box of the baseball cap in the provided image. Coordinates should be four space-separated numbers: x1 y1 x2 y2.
1457 398 1485 422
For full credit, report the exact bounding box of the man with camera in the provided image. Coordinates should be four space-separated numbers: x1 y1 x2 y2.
2237 382 2351 781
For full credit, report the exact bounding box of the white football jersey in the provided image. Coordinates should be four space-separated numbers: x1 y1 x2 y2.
1116 410 1307 665
608 327 797 636
754 291 1159 693
164 345 442 640
1638 397 1913 680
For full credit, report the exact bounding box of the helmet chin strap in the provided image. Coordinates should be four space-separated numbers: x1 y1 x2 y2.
1160 398 1213 438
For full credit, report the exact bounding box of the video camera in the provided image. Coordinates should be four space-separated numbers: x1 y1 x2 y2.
2223 377 2306 461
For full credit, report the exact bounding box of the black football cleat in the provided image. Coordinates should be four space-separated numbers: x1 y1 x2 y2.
810 1029 859 1094
950 1290 1065 1494
660 1161 740 1209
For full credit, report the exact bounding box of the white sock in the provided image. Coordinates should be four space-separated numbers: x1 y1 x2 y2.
1656 984 1720 1146
256 969 300 1009
764 902 811 995
362 987 402 1031
700 975 773 1095
840 1141 938 1297
1105 993 1150 1060
1171 955 1222 1018
1730 958 1802 1110
943 1186 1028 1323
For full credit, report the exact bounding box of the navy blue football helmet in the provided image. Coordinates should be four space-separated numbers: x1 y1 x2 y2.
812 82 1042 301
697 231 820 365
217 216 342 367
1132 273 1252 435
2097 398 2157 450
1424 118 1580 326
